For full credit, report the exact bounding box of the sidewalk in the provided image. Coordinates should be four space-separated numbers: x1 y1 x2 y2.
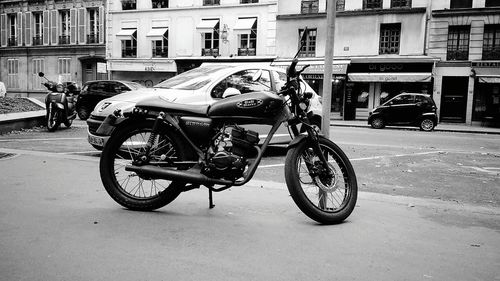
330 118 500 135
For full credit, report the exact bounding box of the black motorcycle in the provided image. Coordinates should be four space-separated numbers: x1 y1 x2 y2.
39 72 78 132
98 29 358 224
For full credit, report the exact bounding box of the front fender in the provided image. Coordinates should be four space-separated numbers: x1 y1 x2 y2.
95 114 128 135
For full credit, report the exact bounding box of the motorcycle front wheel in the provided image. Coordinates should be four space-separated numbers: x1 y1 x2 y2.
285 137 357 224
47 106 61 132
100 119 195 211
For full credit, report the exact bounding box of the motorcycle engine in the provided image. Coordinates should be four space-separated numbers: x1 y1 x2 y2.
205 126 259 180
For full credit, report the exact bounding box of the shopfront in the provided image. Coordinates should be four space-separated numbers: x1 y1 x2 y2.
108 59 177 87
472 62 500 126
271 59 350 119
347 60 434 120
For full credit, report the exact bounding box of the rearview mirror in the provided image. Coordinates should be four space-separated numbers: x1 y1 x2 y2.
251 70 262 82
300 27 308 46
222 87 241 99
38 72 45 77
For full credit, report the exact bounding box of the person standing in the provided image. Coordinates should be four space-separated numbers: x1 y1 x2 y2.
0 81 6 97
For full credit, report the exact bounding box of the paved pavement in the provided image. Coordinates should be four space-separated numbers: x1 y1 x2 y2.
330 119 500 135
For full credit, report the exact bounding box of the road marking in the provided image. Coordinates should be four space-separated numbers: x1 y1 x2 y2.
259 151 444 168
0 137 85 142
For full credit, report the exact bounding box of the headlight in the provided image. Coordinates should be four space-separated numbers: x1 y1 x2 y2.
97 102 112 112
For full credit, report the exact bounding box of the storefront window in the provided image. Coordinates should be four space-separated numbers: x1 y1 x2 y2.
473 83 500 121
352 83 370 108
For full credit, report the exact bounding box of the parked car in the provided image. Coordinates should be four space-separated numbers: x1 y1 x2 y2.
368 93 438 131
76 80 144 120
86 63 322 149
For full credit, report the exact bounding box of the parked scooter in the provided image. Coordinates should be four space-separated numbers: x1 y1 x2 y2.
38 72 78 132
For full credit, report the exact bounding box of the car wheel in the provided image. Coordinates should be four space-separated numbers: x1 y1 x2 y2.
370 117 385 129
419 118 435 131
77 105 90 120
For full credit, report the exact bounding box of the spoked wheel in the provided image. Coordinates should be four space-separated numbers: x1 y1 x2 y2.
285 137 357 224
370 117 385 129
419 118 435 131
99 120 195 211
47 106 61 132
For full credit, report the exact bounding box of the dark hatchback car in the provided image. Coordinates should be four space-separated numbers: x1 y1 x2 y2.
75 80 144 120
368 93 438 131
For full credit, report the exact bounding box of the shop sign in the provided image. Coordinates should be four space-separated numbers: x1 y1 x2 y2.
303 74 345 80
472 61 500 68
109 60 177 72
350 63 433 73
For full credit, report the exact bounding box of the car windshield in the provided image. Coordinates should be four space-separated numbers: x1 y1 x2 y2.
154 65 229 90
126 82 144 90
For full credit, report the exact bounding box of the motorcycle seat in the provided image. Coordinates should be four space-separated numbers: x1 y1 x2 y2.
136 96 209 116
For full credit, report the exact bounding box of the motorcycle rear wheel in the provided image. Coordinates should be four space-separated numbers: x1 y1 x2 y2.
100 119 195 211
285 137 357 224
47 107 61 132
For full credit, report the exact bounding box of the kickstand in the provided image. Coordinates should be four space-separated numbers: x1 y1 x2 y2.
208 188 215 209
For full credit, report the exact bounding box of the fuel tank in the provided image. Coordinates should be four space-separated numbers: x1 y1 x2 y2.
208 91 285 125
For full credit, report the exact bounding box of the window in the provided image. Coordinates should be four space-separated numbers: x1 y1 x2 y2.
240 0 258 3
58 58 71 82
391 0 411 8
32 59 45 90
363 0 382 9
59 10 70 44
485 0 500 7
450 0 472 8
447 25 470 60
336 0 345 11
152 0 168 8
88 9 99 44
151 29 168 57
33 12 43 45
122 0 136 10
8 14 17 46
301 0 319 14
7 59 19 89
238 19 257 56
390 94 414 105
203 0 219 6
122 39 137 57
483 25 500 60
379 23 401 54
202 21 219 57
325 0 345 11
211 70 271 98
298 28 317 57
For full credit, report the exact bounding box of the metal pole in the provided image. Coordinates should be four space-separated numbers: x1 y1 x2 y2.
321 1 336 138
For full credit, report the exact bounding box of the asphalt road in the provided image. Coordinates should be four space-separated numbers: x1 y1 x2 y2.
0 120 499 280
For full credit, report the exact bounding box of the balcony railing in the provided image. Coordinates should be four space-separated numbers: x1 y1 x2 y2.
87 33 99 44
202 48 219 56
152 47 168 57
203 0 220 5
482 47 500 60
7 36 17 46
122 47 137 58
237 48 256 56
59 35 70 45
447 49 469 60
33 36 43 45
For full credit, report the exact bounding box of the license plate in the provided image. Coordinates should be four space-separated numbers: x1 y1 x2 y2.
88 135 104 147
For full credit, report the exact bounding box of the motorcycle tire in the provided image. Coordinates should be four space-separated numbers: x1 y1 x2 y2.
285 137 357 224
64 118 73 128
47 107 61 132
100 119 195 211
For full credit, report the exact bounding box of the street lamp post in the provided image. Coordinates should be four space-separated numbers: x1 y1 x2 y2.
321 1 337 138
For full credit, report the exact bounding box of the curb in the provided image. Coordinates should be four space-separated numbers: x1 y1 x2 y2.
330 122 500 135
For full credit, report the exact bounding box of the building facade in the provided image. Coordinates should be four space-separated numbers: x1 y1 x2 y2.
275 0 435 120
428 0 500 125
0 0 106 100
106 0 278 86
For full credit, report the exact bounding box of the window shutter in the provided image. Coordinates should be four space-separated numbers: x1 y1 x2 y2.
43 10 49 45
98 6 104 44
50 10 57 45
78 8 85 44
0 14 6 47
24 12 32 46
70 8 77 44
17 12 23 46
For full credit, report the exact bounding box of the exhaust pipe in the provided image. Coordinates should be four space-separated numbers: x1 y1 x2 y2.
125 165 234 186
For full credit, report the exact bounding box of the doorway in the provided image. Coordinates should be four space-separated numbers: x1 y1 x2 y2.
441 76 468 122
